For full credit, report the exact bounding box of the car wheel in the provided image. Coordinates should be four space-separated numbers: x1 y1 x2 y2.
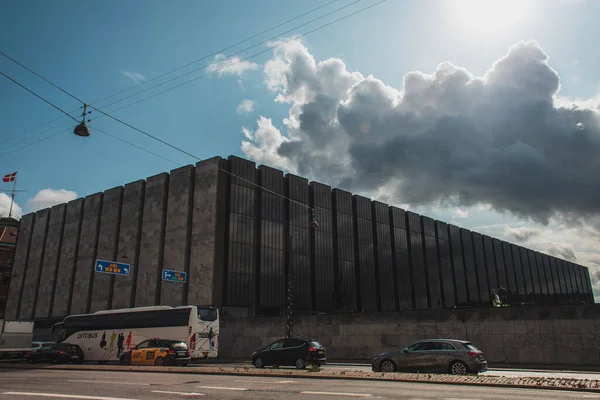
253 357 265 368
154 357 164 366
449 361 468 375
120 355 131 366
295 358 306 369
379 360 397 373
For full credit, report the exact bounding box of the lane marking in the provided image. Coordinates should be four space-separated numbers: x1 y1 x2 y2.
301 392 371 397
2 392 140 400
67 380 149 386
234 379 297 384
152 390 205 397
196 386 247 391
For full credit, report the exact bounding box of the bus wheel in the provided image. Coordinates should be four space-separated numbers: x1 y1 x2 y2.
120 355 131 366
154 357 164 366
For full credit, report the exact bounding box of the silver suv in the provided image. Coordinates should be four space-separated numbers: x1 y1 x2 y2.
371 339 487 375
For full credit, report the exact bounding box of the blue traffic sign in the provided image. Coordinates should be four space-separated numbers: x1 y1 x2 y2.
162 269 187 283
95 259 131 276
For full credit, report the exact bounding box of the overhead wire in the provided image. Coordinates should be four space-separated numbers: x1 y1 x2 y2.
0 0 343 145
94 0 366 112
0 0 388 211
0 71 80 122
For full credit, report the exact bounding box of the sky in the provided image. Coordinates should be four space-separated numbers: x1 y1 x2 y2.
2 0 600 298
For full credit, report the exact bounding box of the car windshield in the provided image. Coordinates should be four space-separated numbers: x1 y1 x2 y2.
66 345 78 352
465 343 479 351
309 341 322 348
166 341 188 350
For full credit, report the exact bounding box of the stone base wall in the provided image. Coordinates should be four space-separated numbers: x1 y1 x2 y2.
220 305 600 366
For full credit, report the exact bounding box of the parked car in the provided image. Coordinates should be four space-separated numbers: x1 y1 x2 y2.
252 338 327 369
120 339 191 366
371 339 487 375
25 343 84 364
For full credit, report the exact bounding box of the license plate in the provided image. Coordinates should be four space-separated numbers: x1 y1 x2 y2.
177 352 186 355
71 356 80 359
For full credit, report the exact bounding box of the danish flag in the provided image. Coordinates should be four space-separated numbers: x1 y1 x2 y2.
2 172 16 183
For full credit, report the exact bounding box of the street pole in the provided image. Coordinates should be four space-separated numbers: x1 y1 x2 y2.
286 228 293 339
8 173 17 219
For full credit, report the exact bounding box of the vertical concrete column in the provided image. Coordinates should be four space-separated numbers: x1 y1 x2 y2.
257 165 286 312
372 201 395 312
353 195 377 312
20 208 50 319
434 220 454 308
34 204 67 319
70 193 103 315
311 181 335 312
224 156 257 313
89 187 123 313
52 198 84 318
188 158 225 307
332 189 357 312
459 229 478 304
134 173 168 307
287 174 311 312
160 165 194 306
112 180 145 309
510 244 527 304
4 213 34 320
408 212 428 309
472 232 490 304
422 216 442 308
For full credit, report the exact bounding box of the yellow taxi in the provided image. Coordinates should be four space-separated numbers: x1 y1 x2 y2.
119 339 191 366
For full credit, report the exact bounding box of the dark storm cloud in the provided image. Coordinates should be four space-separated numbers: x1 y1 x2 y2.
243 40 600 224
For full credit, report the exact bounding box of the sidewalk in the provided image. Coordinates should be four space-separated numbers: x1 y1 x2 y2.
1 362 599 393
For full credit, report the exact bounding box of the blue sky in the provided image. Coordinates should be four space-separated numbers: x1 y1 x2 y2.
2 0 600 293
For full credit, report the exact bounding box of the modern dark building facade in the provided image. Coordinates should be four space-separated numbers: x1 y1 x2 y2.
4 156 594 323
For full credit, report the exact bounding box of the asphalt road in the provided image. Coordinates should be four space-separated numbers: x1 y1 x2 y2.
0 368 598 400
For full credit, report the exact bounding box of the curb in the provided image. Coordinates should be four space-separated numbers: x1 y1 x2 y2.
1 364 599 393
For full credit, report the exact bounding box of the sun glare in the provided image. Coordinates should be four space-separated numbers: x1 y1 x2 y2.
455 0 528 33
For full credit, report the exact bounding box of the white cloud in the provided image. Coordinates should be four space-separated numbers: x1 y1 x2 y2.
26 189 78 212
207 54 259 77
236 99 256 114
503 226 541 242
453 207 469 219
0 193 22 218
121 71 147 84
243 39 600 229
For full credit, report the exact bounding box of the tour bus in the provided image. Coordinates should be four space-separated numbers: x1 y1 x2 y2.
51 305 219 363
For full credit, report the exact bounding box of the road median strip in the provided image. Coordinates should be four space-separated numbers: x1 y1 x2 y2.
1 363 599 393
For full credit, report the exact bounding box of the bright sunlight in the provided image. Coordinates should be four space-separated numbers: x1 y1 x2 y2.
454 0 528 33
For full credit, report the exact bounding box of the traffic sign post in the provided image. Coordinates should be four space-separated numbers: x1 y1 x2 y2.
162 269 187 283
95 259 131 276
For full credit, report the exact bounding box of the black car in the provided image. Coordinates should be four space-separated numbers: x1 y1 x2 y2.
252 338 327 369
25 343 84 364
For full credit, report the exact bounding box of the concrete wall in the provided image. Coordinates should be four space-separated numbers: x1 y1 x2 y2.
220 305 600 366
6 157 226 321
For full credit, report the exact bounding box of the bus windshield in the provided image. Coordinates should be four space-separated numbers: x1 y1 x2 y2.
198 308 218 322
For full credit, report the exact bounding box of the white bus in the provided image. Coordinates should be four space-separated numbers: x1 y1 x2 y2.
51 305 219 362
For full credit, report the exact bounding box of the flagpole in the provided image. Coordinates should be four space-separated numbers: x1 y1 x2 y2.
8 172 17 219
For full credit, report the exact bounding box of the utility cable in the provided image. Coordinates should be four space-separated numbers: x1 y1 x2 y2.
0 71 80 122
1 0 388 211
0 0 341 144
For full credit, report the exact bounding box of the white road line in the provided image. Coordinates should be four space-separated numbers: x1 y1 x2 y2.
67 380 149 386
301 391 371 397
196 386 247 391
234 379 297 384
151 390 205 397
2 392 140 400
